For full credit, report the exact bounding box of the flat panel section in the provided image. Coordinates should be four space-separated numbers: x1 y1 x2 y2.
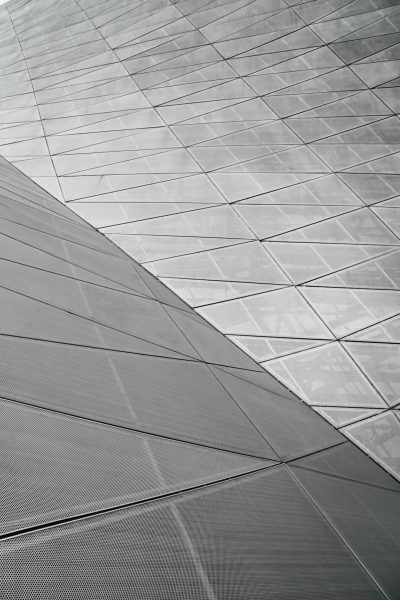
293 468 400 599
0 336 273 458
210 367 344 460
0 467 384 600
344 412 400 479
292 442 400 491
177 467 383 599
0 502 208 600
0 398 270 536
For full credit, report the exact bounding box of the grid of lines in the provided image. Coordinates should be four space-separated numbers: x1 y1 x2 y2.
0 136 399 598
0 2 399 478
1 0 399 480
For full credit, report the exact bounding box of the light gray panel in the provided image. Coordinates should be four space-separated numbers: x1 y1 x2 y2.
210 366 344 460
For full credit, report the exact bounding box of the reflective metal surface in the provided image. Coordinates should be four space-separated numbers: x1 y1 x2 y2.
0 0 399 482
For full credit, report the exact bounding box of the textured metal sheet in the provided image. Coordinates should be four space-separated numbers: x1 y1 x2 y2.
293 467 400 599
0 468 385 600
211 366 344 460
0 397 269 536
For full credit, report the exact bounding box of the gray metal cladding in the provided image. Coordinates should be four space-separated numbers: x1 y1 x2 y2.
0 146 397 599
292 467 400 599
0 397 269 536
0 0 399 597
0 501 209 600
176 468 388 600
0 468 389 600
209 365 344 460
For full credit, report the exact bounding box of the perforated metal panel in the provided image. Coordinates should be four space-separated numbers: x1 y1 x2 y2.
0 3 399 594
293 442 400 491
211 366 343 460
0 397 268 536
293 468 400 599
0 502 209 599
176 468 383 599
112 353 276 458
0 337 134 427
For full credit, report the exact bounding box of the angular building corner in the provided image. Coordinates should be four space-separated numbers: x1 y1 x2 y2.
0 133 398 599
0 0 399 597
1 0 399 481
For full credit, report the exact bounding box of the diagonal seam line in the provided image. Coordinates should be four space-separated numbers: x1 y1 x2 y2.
0 467 281 543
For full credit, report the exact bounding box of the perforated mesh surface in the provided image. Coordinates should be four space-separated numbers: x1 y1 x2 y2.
0 15 398 593
0 469 385 600
292 468 400 599
211 366 344 460
0 397 268 536
0 502 209 599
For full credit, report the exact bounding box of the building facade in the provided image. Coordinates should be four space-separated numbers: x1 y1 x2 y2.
1 0 399 479
0 0 399 596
